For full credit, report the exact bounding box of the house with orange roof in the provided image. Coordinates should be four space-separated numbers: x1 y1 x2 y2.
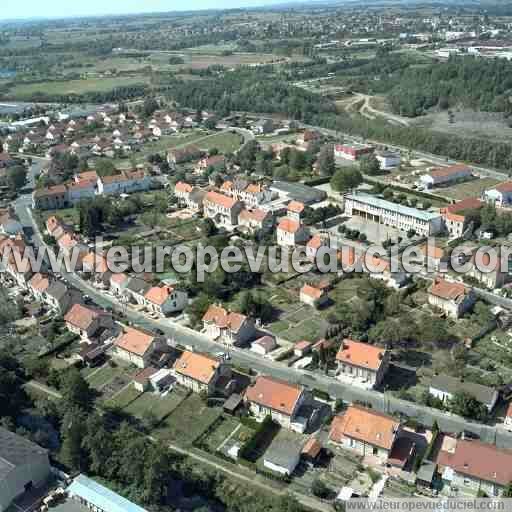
202 304 255 346
420 164 472 189
419 243 447 271
276 218 309 247
64 303 114 343
174 181 193 204
440 198 483 239
329 405 401 461
203 191 243 229
244 375 311 432
336 339 389 389
113 326 161 368
428 277 475 318
109 273 130 296
28 273 51 300
287 200 305 222
306 234 329 260
238 207 273 233
299 283 328 308
436 436 512 496
173 350 231 394
239 182 273 206
81 251 109 275
483 181 512 208
97 170 151 195
143 284 188 315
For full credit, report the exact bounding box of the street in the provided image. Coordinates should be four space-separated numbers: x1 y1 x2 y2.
13 180 512 450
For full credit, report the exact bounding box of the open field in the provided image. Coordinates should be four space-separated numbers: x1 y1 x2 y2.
441 177 501 201
412 109 512 144
155 393 223 446
85 365 126 390
6 76 150 99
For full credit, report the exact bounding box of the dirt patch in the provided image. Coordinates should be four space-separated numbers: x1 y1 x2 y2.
412 109 512 143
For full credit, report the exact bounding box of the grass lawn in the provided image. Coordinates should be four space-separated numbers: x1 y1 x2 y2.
7 76 150 99
86 365 125 390
196 131 243 153
124 387 189 421
105 385 141 409
202 415 241 452
441 177 501 201
155 393 222 446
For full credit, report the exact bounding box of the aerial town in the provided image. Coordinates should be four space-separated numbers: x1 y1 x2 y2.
3 1 512 511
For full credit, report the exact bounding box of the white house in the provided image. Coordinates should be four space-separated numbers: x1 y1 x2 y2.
420 164 472 189
143 285 188 315
483 181 512 208
203 191 243 230
428 277 475 319
202 304 255 346
276 218 309 247
375 151 401 170
113 326 159 368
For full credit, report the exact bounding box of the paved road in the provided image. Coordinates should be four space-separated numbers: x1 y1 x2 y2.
13 186 512 449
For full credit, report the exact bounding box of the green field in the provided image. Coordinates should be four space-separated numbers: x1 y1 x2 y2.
7 76 150 99
86 365 125 390
155 393 222 446
197 131 243 153
124 387 189 421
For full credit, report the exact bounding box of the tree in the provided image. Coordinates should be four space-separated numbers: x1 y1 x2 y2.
360 154 381 175
449 391 488 421
204 116 217 130
61 369 94 411
311 479 330 499
503 482 512 498
143 97 159 118
7 165 27 191
318 144 335 176
331 167 363 192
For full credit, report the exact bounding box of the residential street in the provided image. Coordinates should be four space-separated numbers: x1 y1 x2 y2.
14 188 512 450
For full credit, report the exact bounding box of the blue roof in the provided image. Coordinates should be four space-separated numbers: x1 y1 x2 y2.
67 475 149 512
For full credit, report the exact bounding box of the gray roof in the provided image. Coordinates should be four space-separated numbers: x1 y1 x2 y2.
0 427 47 481
430 374 496 406
264 438 303 469
46 280 68 300
416 461 437 484
126 277 151 295
271 181 327 205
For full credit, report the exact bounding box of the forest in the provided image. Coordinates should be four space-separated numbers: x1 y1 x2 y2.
387 55 512 117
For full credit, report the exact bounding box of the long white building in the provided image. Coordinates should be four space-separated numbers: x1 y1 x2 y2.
344 193 442 236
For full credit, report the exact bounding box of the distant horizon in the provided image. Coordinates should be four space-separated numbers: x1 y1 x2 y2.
0 0 312 22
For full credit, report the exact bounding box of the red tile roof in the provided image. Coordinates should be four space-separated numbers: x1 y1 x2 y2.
429 277 469 301
144 285 174 306
64 304 102 331
114 327 155 357
173 350 220 384
175 181 193 194
329 405 399 450
300 284 324 300
204 191 238 209
277 218 302 234
336 339 386 371
287 200 305 214
245 376 303 416
202 305 247 333
437 438 512 486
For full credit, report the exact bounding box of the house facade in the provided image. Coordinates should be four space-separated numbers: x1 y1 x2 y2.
428 277 475 318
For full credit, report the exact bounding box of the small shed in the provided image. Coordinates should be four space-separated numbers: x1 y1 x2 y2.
416 461 437 488
223 393 243 415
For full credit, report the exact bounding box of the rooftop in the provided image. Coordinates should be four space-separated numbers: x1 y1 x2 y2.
336 339 386 371
245 376 303 416
347 193 441 222
173 350 220 384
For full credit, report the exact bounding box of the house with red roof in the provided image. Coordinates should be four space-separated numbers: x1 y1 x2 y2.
203 191 243 229
143 285 188 315
238 207 273 233
306 234 329 260
239 183 273 206
335 339 389 389
420 164 472 189
276 218 309 247
428 277 475 318
299 283 328 308
436 436 512 496
440 198 483 239
483 181 512 208
202 304 255 346
113 326 161 368
329 405 401 462
244 375 311 432
173 350 231 394
64 303 113 343
287 201 305 222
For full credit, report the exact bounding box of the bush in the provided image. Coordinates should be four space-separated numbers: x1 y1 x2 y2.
238 416 278 462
